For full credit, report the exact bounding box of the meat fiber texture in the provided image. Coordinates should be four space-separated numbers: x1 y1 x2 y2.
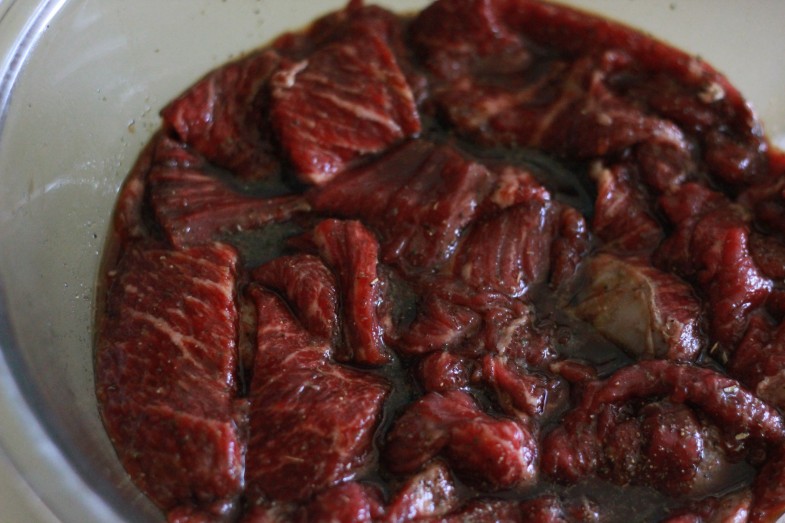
96 0 785 522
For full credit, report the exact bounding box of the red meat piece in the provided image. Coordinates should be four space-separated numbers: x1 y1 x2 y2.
270 26 420 185
542 360 785 504
309 140 494 271
250 254 338 342
590 162 663 254
305 482 385 523
572 253 704 362
312 219 389 366
454 199 557 297
385 461 460 522
148 136 309 248
409 0 530 80
384 390 537 489
96 243 243 520
244 287 389 504
161 50 281 180
730 316 785 410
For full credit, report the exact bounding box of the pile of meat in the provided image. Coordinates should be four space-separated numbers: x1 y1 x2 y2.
95 1 785 522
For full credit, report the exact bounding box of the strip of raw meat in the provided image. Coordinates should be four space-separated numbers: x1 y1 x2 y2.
311 219 389 365
149 136 309 248
96 243 243 521
503 0 768 187
269 24 420 185
384 389 537 489
542 360 785 510
409 0 530 81
161 49 281 180
385 461 460 522
730 316 785 411
572 253 704 362
589 161 663 254
656 186 772 349
244 286 390 504
250 253 338 342
305 482 385 523
549 206 590 290
454 199 557 297
308 140 494 271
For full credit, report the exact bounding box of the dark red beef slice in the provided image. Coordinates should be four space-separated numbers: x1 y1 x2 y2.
542 360 785 503
657 189 772 349
435 53 687 161
480 354 566 421
730 316 785 410
160 49 281 180
311 219 389 366
309 140 494 271
416 351 472 392
572 253 704 362
269 25 420 185
409 0 530 80
250 253 338 342
661 490 752 523
149 136 310 248
398 292 482 356
384 389 537 489
589 162 663 254
385 461 460 522
244 286 389 504
751 447 785 523
96 243 243 520
454 199 557 297
305 482 385 523
549 206 590 290
504 0 768 187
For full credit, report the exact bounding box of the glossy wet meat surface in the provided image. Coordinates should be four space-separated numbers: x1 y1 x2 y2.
96 1 785 522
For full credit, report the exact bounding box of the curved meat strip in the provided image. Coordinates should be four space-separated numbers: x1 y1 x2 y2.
251 253 338 342
312 219 389 366
96 243 244 521
731 316 785 411
160 49 282 180
542 360 785 518
384 389 537 489
572 253 704 362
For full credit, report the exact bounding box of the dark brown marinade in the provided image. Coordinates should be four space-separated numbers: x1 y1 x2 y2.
95 1 785 522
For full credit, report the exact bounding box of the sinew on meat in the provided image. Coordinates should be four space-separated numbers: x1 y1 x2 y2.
95 1 785 521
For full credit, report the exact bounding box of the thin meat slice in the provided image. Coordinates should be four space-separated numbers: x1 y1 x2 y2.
730 316 785 410
385 461 460 523
384 389 537 489
454 200 557 297
312 219 389 366
161 49 281 180
250 253 338 342
542 360 785 504
244 286 389 504
96 243 243 521
149 136 309 248
270 27 420 185
309 140 494 271
305 482 385 523
573 253 704 362
589 161 663 254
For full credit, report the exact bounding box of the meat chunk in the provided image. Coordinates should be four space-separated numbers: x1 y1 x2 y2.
161 49 281 180
730 316 785 410
311 219 389 365
305 482 385 523
244 287 389 504
96 243 243 520
542 360 785 504
384 390 537 489
148 136 309 248
250 253 338 342
385 461 460 522
454 200 557 297
573 253 704 362
657 189 772 349
309 140 493 271
270 27 420 185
